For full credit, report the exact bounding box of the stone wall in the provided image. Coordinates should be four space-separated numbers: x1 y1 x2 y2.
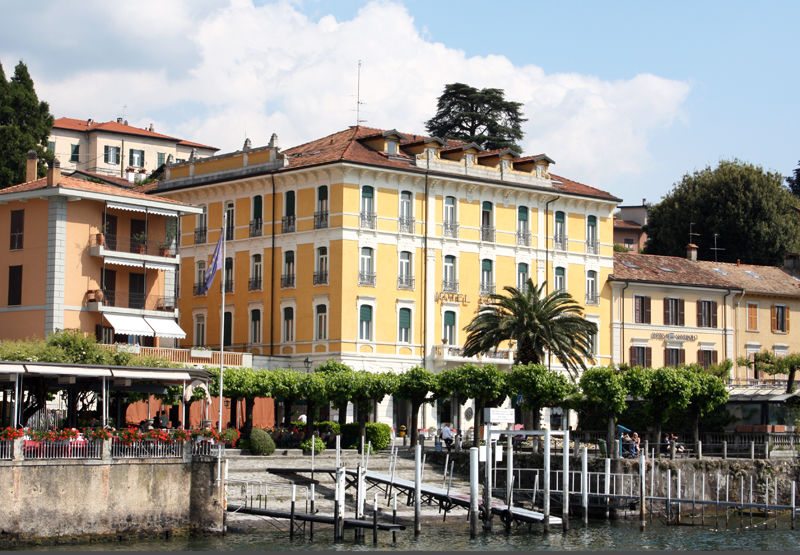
0 454 224 546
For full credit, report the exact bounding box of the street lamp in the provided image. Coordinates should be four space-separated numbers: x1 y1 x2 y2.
304 357 312 371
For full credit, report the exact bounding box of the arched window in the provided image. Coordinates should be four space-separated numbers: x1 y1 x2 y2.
250 309 261 343
555 266 566 292
517 263 529 290
587 215 597 253
359 305 373 340
443 311 456 345
316 304 327 340
398 308 411 343
283 307 294 342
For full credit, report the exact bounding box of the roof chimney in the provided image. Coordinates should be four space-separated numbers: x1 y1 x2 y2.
117 117 123 123
26 150 38 182
46 158 61 188
268 133 279 149
87 118 93 126
686 243 698 261
148 123 154 132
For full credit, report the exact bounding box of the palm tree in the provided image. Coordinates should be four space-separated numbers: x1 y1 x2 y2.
462 279 597 381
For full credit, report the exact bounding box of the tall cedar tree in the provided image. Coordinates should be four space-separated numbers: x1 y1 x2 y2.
0 61 54 188
787 161 800 199
644 159 799 265
425 83 526 153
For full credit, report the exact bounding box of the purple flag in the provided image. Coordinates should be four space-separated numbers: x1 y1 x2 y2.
201 232 223 294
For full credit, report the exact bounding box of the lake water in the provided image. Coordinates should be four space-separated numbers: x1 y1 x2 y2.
22 517 800 551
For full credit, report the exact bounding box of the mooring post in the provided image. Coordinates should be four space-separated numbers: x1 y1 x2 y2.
697 440 702 460
366 440 371 471
644 440 649 459
443 452 450 490
726 474 730 529
544 429 551 534
715 472 720 529
290 484 296 540
562 429 570 532
470 446 479 538
692 472 696 524
604 457 611 520
484 421 493 531
336 434 341 468
750 440 755 460
414 443 422 536
445 459 455 522
791 481 796 530
740 476 744 530
506 434 513 509
676 469 682 524
649 459 654 523
666 468 672 522
392 493 398 543
639 452 646 531
333 470 340 542
701 473 705 526
582 447 589 525
311 435 315 483
765 477 769 527
774 478 778 529
388 446 397 502
723 440 727 460
309 483 315 539
373 493 378 545
750 475 754 526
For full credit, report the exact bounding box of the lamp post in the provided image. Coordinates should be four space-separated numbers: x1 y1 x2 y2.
304 357 312 372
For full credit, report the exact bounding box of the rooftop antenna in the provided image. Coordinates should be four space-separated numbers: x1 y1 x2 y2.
121 105 127 120
689 222 701 245
354 60 366 126
710 232 725 262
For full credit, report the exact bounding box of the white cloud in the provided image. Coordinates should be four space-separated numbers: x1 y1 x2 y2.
3 0 689 187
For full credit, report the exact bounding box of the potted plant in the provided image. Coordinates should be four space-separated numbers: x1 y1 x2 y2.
131 231 148 254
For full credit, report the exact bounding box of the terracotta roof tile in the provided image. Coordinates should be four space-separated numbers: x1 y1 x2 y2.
695 260 800 296
611 252 736 288
67 170 135 189
53 117 218 151
613 219 643 230
550 174 620 202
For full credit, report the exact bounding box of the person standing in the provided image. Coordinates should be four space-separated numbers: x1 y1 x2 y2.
440 423 454 452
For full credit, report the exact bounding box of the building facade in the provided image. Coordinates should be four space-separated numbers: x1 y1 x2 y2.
48 117 217 181
0 153 202 345
155 126 620 430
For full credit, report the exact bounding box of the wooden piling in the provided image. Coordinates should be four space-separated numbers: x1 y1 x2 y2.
543 429 551 534
692 472 696 525
701 473 705 526
309 483 315 539
604 457 611 520
725 475 729 529
290 484 296 540
723 440 727 460
639 453 646 531
414 444 421 536
666 468 672 522
470 447 479 538
373 493 378 545
392 493 398 543
562 429 570 532
582 447 589 526
676 469 682 525
791 481 796 530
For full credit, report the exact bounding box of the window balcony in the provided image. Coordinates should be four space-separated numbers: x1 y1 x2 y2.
193 282 206 296
397 275 415 290
480 283 496 296
516 231 531 246
10 232 23 250
586 293 599 305
281 274 295 288
90 290 176 312
358 272 376 287
313 271 328 285
90 233 178 258
360 211 377 229
586 240 599 254
248 277 262 291
249 219 262 238
314 211 328 229
194 227 207 244
554 234 568 251
443 222 459 238
224 279 233 293
398 217 414 234
225 225 234 242
481 226 495 242
441 280 459 293
282 215 296 233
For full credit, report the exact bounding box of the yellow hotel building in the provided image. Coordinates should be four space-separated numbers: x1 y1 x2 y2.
156 127 620 428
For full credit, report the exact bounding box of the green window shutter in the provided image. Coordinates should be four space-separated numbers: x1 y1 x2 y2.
482 201 492 211
588 215 596 226
104 145 109 163
140 150 145 167
284 307 293 320
518 263 528 274
318 186 328 201
482 259 492 272
317 304 327 314
399 308 411 329
362 186 373 199
286 250 294 263
555 211 565 223
286 191 295 215
518 206 528 221
129 149 134 166
253 195 263 220
360 305 372 322
444 311 455 326
157 152 165 166
71 144 79 162
555 267 565 277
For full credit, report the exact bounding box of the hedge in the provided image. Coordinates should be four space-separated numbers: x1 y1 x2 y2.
341 422 391 451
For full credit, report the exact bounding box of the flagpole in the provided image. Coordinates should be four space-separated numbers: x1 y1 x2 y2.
217 211 226 487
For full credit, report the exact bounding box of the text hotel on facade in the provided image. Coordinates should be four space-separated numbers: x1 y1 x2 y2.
155 127 620 427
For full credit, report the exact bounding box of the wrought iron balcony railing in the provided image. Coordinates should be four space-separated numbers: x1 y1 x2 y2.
554 234 568 251
248 277 262 291
481 226 495 242
441 279 459 293
443 222 459 238
360 211 377 229
586 240 599 254
282 215 296 233
516 231 531 246
358 272 376 286
194 227 207 244
249 219 262 238
397 275 415 289
398 217 414 234
313 271 328 285
281 274 295 288
480 284 496 296
314 211 328 229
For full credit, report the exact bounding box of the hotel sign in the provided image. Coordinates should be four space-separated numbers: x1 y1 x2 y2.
435 292 468 304
651 332 698 341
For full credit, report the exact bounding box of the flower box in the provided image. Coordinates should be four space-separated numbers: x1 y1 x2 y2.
191 349 212 359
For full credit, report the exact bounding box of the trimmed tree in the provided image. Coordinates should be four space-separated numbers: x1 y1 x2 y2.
296 372 328 439
683 368 729 446
348 371 396 451
580 366 629 453
508 363 575 431
439 363 507 439
317 361 355 424
394 366 439 446
643 367 693 448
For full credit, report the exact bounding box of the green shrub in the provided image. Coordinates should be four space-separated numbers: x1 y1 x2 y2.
219 427 241 447
314 421 340 435
249 428 276 456
300 436 326 454
341 422 392 451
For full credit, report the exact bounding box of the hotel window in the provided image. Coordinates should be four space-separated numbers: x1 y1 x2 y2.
316 304 327 340
157 152 165 167
664 297 685 326
103 145 120 165
359 247 375 286
70 144 80 163
359 304 373 341
443 255 457 292
195 210 207 244
517 263 529 291
194 314 205 346
697 349 718 368
283 307 294 342
747 303 758 331
250 195 263 237
7 265 22 306
554 266 565 292
194 261 206 295
314 247 328 284
398 251 413 289
282 250 295 288
315 186 328 228
10 210 23 250
250 309 261 344
586 215 598 253
554 211 566 250
443 311 456 345
664 348 685 367
224 257 233 293
634 295 651 324
223 311 232 347
481 202 494 241
399 190 413 233
629 346 652 368
249 254 262 291
129 148 144 167
586 270 598 304
697 300 718 328
283 191 296 232
398 308 411 343
480 259 494 296
772 305 789 333
225 201 235 241
517 206 530 246
360 186 375 228
443 196 457 237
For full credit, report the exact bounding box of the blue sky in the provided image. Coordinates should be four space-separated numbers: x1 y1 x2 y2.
1 0 797 205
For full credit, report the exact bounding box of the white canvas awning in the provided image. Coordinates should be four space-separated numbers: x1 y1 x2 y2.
144 317 187 339
111 368 192 381
26 364 112 377
147 207 179 218
145 262 176 271
107 200 146 213
0 363 25 374
103 313 154 336
104 257 145 268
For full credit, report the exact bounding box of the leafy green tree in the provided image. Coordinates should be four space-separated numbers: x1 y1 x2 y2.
786 160 800 199
463 279 597 382
0 61 54 188
744 350 800 394
269 369 302 427
508 363 575 431
580 367 628 452
296 372 328 439
425 82 526 152
439 363 507 438
348 371 396 450
220 368 274 438
683 368 729 446
394 366 439 446
316 360 355 424
644 159 800 265
643 367 693 448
